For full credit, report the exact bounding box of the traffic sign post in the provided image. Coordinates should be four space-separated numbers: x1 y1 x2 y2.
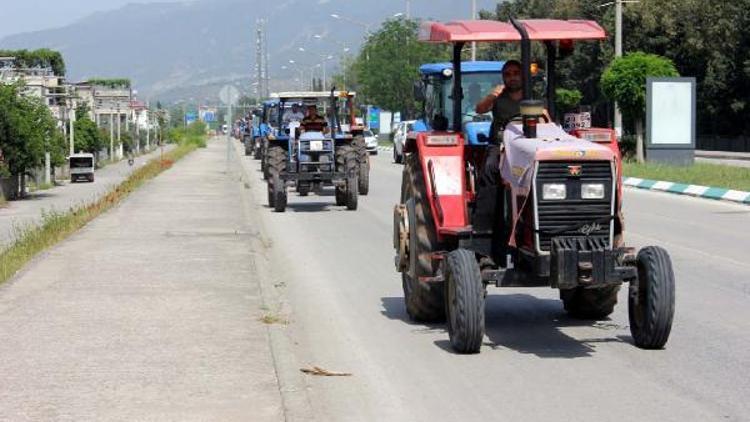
220 85 240 174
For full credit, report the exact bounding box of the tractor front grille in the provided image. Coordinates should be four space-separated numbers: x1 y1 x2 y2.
534 161 614 252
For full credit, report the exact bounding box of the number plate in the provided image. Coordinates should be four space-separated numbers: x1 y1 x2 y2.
310 140 323 151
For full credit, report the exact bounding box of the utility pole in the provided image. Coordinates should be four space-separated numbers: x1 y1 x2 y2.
406 0 411 19
255 22 262 99
110 113 115 161
117 107 122 160
614 0 623 138
255 19 270 99
69 102 76 156
264 24 270 98
471 0 477 61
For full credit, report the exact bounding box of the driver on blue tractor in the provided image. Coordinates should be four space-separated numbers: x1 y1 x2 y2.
283 103 305 124
301 104 329 133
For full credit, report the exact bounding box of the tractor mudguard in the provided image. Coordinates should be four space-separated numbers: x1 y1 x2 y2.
414 131 469 241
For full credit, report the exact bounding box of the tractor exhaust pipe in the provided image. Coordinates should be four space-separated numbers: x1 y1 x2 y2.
510 18 542 138
451 42 465 133
510 17 531 102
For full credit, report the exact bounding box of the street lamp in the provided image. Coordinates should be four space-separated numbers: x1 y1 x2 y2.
297 47 336 90
330 13 374 34
312 34 354 89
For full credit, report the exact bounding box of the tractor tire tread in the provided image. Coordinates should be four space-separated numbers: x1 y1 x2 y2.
446 249 484 354
401 153 445 322
630 246 675 349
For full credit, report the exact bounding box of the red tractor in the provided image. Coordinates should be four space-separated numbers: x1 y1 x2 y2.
393 18 675 353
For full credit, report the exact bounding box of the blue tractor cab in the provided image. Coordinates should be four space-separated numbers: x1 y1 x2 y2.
416 60 505 145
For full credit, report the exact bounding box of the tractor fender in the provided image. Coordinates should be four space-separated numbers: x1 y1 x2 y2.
414 131 469 240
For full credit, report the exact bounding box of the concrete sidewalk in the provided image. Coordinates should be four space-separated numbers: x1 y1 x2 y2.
0 146 173 249
696 150 750 168
0 139 283 421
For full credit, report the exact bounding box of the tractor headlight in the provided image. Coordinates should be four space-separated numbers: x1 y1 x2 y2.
542 183 566 200
581 183 605 200
442 68 453 78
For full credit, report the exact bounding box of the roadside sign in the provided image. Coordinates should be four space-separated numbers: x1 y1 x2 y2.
200 106 217 122
185 112 198 125
367 106 380 130
219 85 240 106
646 77 696 165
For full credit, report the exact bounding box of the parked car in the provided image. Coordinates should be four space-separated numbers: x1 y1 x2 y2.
393 120 416 164
363 129 378 154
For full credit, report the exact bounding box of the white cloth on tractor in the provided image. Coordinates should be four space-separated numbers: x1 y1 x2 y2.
499 123 613 192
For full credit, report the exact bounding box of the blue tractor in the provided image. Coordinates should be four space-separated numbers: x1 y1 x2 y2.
264 91 359 212
414 60 505 146
258 98 280 178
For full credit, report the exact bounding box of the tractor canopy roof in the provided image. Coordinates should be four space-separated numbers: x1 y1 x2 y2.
418 19 606 43
420 61 506 76
272 91 356 100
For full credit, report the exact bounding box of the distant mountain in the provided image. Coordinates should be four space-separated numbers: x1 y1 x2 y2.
0 0 501 103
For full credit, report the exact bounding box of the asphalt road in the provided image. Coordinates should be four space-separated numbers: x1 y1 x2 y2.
1 138 747 421
236 143 750 422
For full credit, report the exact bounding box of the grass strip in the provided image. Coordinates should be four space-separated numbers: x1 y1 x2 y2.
0 143 199 285
623 162 750 192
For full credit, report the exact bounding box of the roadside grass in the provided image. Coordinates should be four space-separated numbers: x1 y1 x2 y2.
623 161 750 192
378 138 394 147
0 141 200 285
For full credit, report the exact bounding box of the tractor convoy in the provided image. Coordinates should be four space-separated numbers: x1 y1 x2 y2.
239 17 675 354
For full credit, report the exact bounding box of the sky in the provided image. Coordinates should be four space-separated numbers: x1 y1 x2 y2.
0 0 186 38
0 0 502 39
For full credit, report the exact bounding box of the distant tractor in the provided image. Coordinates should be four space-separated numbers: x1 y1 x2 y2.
265 90 361 212
259 98 280 178
69 153 95 183
332 91 370 195
393 18 675 354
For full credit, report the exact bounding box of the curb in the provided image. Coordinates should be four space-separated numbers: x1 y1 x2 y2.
231 139 316 421
696 150 750 161
623 177 750 205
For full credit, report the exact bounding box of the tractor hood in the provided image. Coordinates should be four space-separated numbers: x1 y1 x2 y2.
500 123 615 191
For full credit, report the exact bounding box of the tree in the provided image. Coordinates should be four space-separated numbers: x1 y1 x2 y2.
85 78 131 89
601 52 678 162
0 83 66 195
73 104 105 155
354 18 449 118
0 49 66 76
555 88 583 114
479 0 750 138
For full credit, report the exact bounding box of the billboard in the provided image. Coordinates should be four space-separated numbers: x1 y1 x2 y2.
199 107 217 122
185 112 198 125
